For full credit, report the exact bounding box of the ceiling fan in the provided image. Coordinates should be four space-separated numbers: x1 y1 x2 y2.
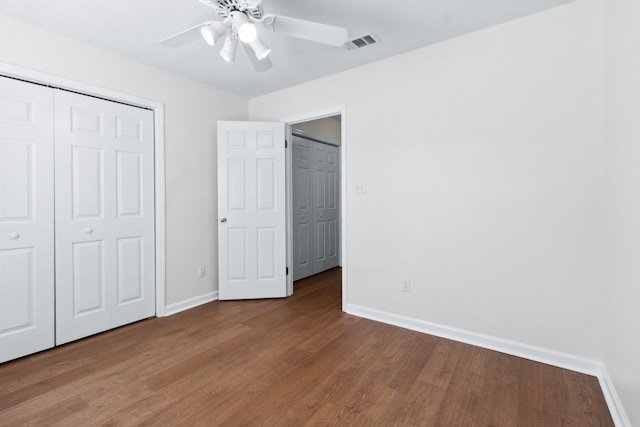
159 0 350 72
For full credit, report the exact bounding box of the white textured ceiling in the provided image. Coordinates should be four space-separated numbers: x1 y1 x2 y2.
0 0 574 98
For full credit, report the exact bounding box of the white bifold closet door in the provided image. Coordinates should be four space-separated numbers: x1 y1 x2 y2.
0 78 55 363
292 135 340 281
54 90 155 345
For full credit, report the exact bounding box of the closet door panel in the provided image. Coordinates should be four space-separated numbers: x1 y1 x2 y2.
72 240 106 314
313 160 327 271
110 104 155 327
116 236 143 303
292 136 340 281
324 146 340 269
0 249 34 329
291 137 313 281
55 93 111 344
312 143 340 275
55 91 155 345
72 146 105 218
0 77 54 363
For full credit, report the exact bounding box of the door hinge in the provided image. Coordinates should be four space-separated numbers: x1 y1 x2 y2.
286 267 289 275
285 139 288 148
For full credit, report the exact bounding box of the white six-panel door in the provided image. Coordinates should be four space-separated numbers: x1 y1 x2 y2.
0 77 55 363
54 90 155 345
217 121 287 300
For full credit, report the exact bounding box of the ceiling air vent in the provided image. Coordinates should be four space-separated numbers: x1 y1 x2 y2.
345 33 380 50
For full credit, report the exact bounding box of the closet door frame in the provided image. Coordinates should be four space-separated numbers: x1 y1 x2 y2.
0 62 167 317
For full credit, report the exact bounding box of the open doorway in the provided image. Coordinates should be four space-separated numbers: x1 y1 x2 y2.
284 108 346 311
290 116 341 281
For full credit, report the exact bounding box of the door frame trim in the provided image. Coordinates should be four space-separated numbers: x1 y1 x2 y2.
0 61 167 317
282 106 347 311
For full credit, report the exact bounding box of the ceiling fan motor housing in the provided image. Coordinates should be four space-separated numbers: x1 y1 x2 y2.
200 0 264 20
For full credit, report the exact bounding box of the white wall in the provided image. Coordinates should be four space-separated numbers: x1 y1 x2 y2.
250 0 606 359
0 14 249 306
604 0 640 425
293 117 342 143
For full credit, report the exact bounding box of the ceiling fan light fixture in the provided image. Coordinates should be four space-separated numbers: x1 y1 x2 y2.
200 22 227 46
231 11 258 43
238 22 257 43
249 35 271 60
220 35 238 62
200 26 216 46
159 0 351 73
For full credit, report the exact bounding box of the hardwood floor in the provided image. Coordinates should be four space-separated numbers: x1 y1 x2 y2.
0 268 613 426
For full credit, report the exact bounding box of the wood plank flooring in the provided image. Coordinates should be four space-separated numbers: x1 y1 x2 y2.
0 268 613 426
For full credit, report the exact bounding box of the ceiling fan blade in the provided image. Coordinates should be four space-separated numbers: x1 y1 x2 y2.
262 14 348 47
159 20 218 47
242 42 273 73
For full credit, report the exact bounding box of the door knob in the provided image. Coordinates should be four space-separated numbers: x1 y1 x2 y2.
220 218 227 223
85 228 94 234
9 232 20 240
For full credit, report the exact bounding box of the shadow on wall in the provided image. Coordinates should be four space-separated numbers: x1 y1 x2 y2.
292 116 341 144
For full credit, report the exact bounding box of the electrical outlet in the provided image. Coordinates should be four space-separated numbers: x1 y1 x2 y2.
355 183 366 194
198 265 206 278
401 278 411 292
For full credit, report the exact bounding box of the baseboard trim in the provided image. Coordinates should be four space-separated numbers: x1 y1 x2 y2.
163 291 219 317
345 303 629 427
597 369 632 427
346 303 601 374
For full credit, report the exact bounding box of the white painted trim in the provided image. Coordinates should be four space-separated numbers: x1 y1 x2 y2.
340 109 347 312
285 124 294 297
164 292 219 317
346 303 629 426
153 105 167 317
346 303 602 374
282 106 348 311
283 106 346 124
597 369 632 427
0 61 167 318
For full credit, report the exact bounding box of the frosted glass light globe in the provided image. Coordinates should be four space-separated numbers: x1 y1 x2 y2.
238 23 257 43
